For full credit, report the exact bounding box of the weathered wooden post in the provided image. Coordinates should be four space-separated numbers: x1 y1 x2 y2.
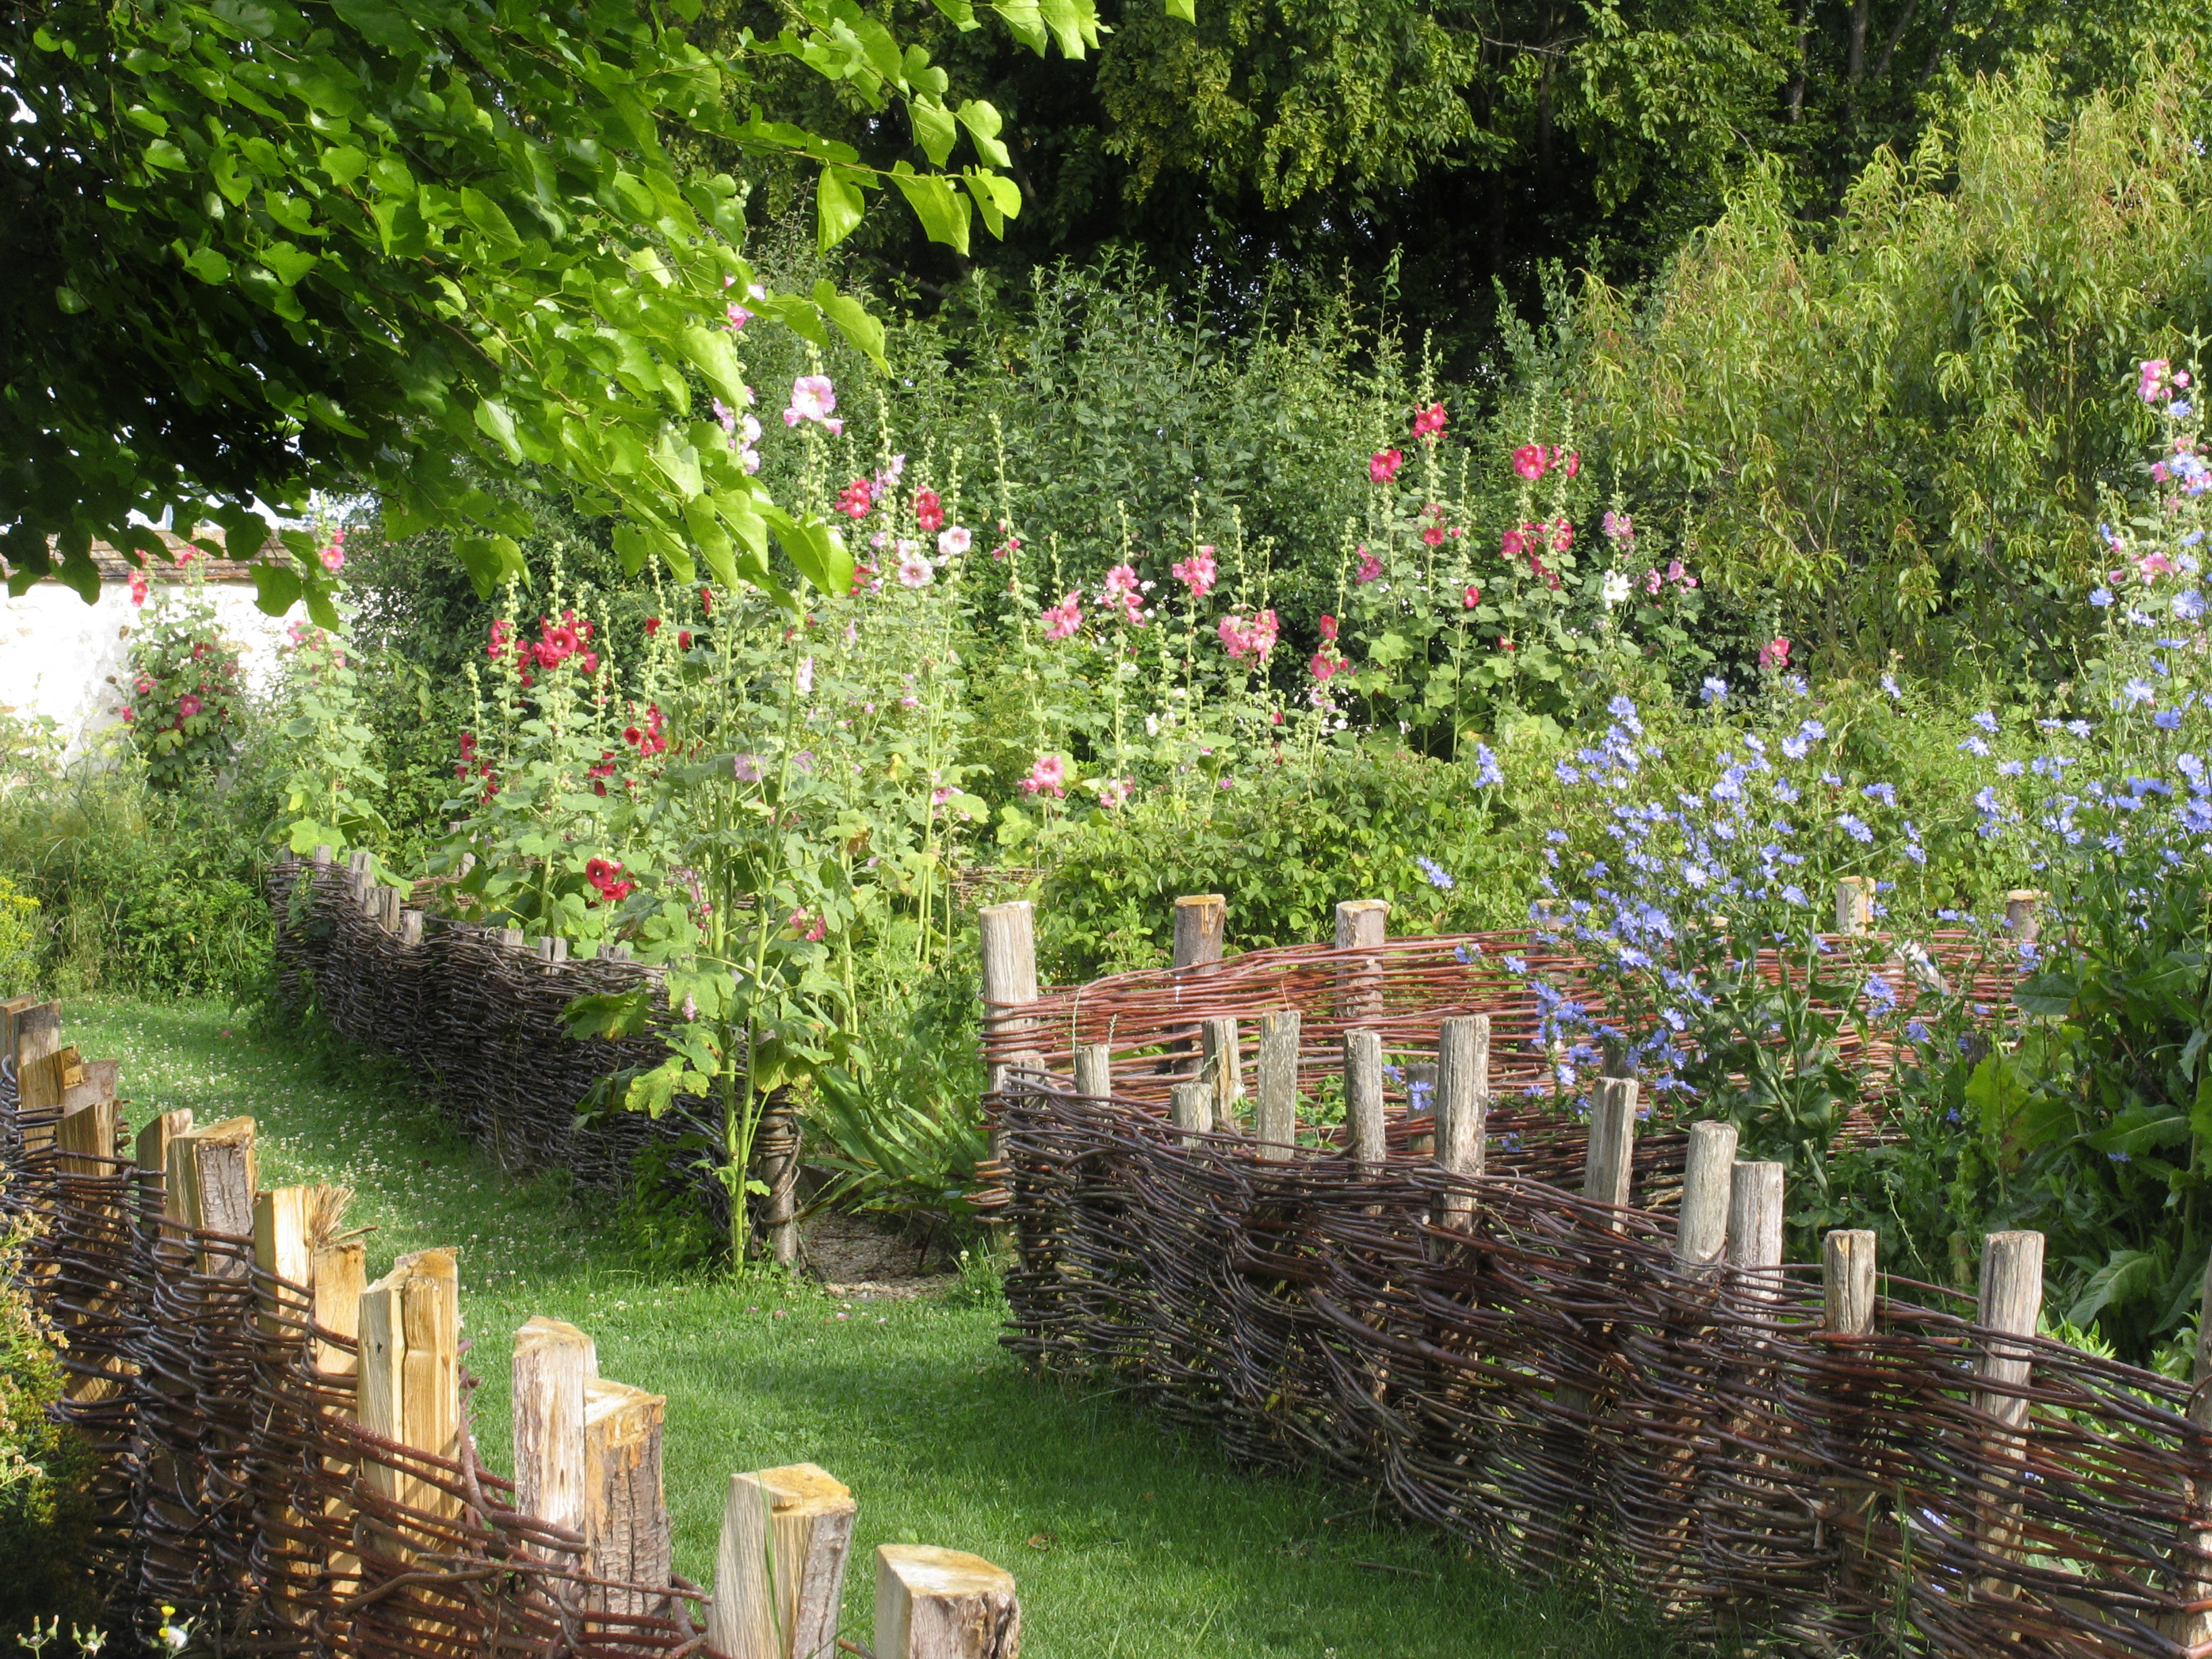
1434 1015 1489 1227
54 1097 117 1179
711 1462 857 1659
1169 1082 1213 1147
2166 1255 2212 1645
357 1248 461 1526
512 1315 596 1537
167 1116 258 1277
1835 877 1872 937
2004 889 2045 945
1172 894 1226 970
1202 1017 1243 1123
1822 1228 1880 1586
1582 1078 1639 1220
1255 1011 1300 1161
583 1376 672 1611
1727 1161 1786 1301
1334 899 1389 1021
1674 1120 1739 1273
13 999 62 1153
874 1547 1021 1659
1973 1229 2044 1597
1343 1029 1385 1165
1073 1043 1111 1099
980 900 1039 1094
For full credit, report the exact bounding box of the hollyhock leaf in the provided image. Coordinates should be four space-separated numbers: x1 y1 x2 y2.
933 0 981 27
766 506 854 598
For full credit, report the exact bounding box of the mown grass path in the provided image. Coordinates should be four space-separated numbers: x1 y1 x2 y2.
68 996 1658 1659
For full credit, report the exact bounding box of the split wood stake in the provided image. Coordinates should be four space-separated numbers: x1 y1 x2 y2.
1973 1229 2044 1597
399 909 425 948
513 1316 596 1536
1726 1162 1786 1301
311 1237 366 1380
1171 894 1226 970
54 1097 116 1179
252 1186 315 1337
1835 878 1872 938
0 993 39 1061
167 1116 258 1278
2005 889 2045 944
1435 1015 1489 1227
136 1108 192 1245
710 1462 856 1659
1202 1017 1243 1123
1254 1011 1300 1162
1582 1078 1639 1220
1073 1044 1111 1100
13 1000 62 1153
978 901 1039 1044
1822 1229 1880 1589
357 1248 461 1525
1342 1029 1385 1166
1169 1082 1213 1147
2167 1254 2212 1645
1334 899 1389 1022
1674 1120 1739 1274
874 1545 1021 1659
583 1376 672 1614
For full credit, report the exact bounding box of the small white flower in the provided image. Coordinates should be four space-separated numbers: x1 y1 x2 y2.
1601 569 1631 609
937 525 972 558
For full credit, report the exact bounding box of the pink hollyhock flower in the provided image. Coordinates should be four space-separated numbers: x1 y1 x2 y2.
119 704 134 724
1218 614 1252 657
1100 564 1143 623
320 529 347 573
1463 583 1482 609
1317 613 1338 642
134 674 155 695
127 569 148 607
796 657 815 696
1603 510 1634 543
1020 754 1068 797
1096 777 1131 809
1355 548 1383 583
1500 529 1525 557
1170 547 1218 598
1559 449 1580 478
1370 449 1404 484
1248 608 1279 657
783 374 842 434
1511 444 1548 480
1550 518 1574 552
915 490 944 532
938 526 972 558
898 550 934 587
1309 650 1341 682
2141 359 2172 403
1666 558 1697 589
178 693 203 718
1412 402 1447 440
1042 592 1083 640
1759 636 1791 670
1643 569 1662 595
837 478 873 519
644 617 661 636
2138 550 2178 579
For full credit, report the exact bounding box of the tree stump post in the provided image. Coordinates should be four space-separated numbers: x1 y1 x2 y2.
1434 1015 1489 1227
1254 1011 1300 1161
874 1546 1021 1659
710 1462 857 1659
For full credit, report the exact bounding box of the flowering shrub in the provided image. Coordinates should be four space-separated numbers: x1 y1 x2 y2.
120 565 243 788
271 609 390 866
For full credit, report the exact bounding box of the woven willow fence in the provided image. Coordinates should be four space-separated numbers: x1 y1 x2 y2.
979 894 2212 1658
0 995 1019 1659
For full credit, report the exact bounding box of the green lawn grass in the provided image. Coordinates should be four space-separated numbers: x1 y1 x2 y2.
64 994 1662 1659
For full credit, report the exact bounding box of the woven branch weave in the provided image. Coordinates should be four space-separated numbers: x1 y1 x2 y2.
997 1074 2212 1658
0 1080 705 1659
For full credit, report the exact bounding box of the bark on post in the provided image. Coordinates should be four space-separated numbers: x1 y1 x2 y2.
1727 1162 1786 1301
980 903 1041 1152
1835 877 1872 937
1973 1229 2045 1597
874 1546 1021 1659
2004 890 2045 945
710 1462 857 1659
1254 1011 1300 1162
1435 1016 1489 1227
1169 1082 1213 1147
167 1116 258 1278
1342 1029 1385 1166
1073 1044 1111 1099
13 1000 62 1153
1171 895 1226 970
583 1376 672 1614
1201 1017 1243 1124
1334 899 1389 1021
1674 1120 1739 1274
513 1315 596 1538
1582 1078 1639 1220
1822 1229 1880 1593
2166 1254 2212 1645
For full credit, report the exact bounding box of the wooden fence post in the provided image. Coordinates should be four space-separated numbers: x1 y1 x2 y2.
1255 1012 1300 1161
1973 1229 2044 1596
710 1462 856 1659
874 1547 1021 1659
1824 1230 1876 1334
1169 1082 1213 1146
980 903 1040 1130
1073 1044 1111 1099
2166 1254 2212 1645
1435 1015 1489 1228
1334 899 1389 1021
54 1097 117 1178
1727 1162 1786 1300
1202 1017 1243 1123
1172 895 1226 970
1675 1120 1739 1273
1582 1078 1639 1220
512 1315 596 1536
312 1234 366 1378
583 1376 672 1613
1821 1229 1881 1594
13 1000 62 1153
167 1116 258 1277
1835 878 1872 937
357 1247 460 1525
1343 1029 1385 1165
2004 890 2045 945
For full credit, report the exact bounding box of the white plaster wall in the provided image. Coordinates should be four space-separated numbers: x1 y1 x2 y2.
0 582 305 756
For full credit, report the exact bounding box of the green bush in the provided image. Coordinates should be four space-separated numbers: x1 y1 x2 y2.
0 877 36 998
0 1207 98 1635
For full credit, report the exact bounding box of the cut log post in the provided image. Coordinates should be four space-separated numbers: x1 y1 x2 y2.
874 1546 1021 1659
13 1000 62 1153
357 1248 461 1526
583 1376 672 1613
1201 1017 1243 1123
1169 1082 1213 1147
1073 1044 1111 1099
710 1462 857 1659
0 993 40 1059
1674 1120 1739 1274
54 1097 117 1178
1822 1229 1881 1591
1582 1078 1639 1220
312 1237 366 1379
312 844 333 867
2004 889 2045 945
1254 1011 1300 1162
1343 1029 1385 1166
1435 1016 1489 1227
1171 894 1226 970
253 1186 316 1338
1835 877 1872 937
167 1116 258 1278
2166 1254 2212 1645
513 1316 596 1538
399 909 425 948
1973 1229 2045 1597
499 926 526 951
979 901 1039 1046
136 1108 192 1245
1727 1161 1786 1301
1824 1230 1877 1334
1334 899 1389 1021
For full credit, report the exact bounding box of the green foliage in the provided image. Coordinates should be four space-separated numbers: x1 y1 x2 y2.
0 878 37 999
269 617 391 864
120 576 246 788
1584 61 2212 678
0 1206 99 1635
